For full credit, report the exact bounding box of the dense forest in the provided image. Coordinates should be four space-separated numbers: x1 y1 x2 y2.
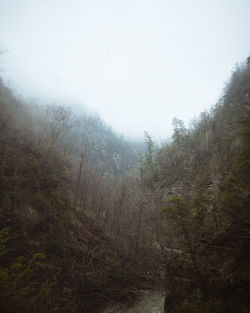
0 55 250 313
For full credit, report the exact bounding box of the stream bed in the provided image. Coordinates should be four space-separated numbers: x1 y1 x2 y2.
102 290 164 313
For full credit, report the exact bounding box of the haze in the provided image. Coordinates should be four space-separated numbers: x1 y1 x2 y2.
0 0 250 139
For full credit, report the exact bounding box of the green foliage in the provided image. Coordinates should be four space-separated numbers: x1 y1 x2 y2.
159 59 250 312
141 131 156 188
1 49 250 313
0 77 144 313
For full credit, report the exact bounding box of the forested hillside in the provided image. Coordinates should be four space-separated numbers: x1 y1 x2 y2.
0 78 156 313
140 59 250 313
0 56 250 313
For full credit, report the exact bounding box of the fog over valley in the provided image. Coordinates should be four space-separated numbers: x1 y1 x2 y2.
1 2 250 313
1 0 250 139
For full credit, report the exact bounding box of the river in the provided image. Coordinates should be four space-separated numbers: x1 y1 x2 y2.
102 290 164 313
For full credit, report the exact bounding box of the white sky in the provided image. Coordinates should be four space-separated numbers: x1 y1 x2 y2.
0 0 250 139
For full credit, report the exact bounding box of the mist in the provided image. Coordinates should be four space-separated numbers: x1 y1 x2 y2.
1 2 250 312
0 0 250 139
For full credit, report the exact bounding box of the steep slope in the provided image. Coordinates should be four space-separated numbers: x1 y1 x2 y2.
0 78 146 313
151 59 250 312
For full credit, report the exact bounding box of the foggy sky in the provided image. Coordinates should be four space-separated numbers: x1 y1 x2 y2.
0 0 250 139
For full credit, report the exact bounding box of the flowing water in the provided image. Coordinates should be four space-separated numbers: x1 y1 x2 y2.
102 290 164 313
